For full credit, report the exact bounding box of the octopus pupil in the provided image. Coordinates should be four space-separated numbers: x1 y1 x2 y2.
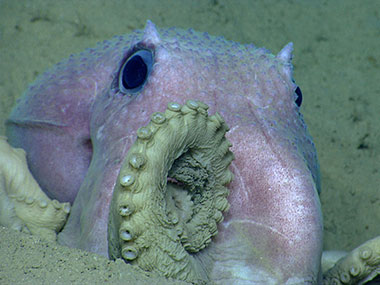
122 55 148 89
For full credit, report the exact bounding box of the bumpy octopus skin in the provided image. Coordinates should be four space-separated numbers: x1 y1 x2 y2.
5 21 325 283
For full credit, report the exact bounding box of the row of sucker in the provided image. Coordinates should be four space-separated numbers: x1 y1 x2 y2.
108 100 234 284
323 236 380 284
8 194 70 238
9 194 70 213
0 136 71 242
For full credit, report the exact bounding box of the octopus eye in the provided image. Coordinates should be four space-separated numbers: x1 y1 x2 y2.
119 49 153 94
295 86 303 107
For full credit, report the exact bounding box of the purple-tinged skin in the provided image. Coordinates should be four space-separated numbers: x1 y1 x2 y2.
6 21 323 283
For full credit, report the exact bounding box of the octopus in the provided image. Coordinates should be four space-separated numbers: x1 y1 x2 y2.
0 21 379 284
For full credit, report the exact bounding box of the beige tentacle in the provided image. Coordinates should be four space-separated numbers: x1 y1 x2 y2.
108 100 234 284
0 136 70 241
323 236 380 284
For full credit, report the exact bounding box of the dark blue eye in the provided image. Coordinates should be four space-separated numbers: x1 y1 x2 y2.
119 49 153 94
295 86 302 107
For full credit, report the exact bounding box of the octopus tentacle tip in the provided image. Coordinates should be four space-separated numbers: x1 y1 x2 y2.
0 138 70 242
108 100 233 283
323 236 380 284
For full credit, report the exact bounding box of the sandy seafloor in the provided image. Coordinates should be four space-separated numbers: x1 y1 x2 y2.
0 0 379 284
